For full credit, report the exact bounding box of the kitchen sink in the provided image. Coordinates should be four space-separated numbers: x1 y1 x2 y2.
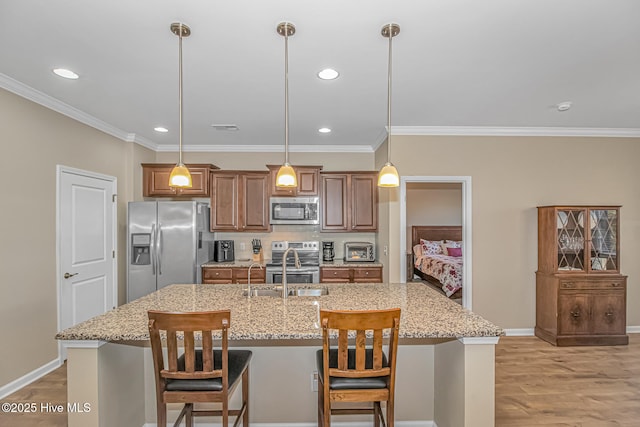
243 289 282 297
243 287 329 297
288 287 329 297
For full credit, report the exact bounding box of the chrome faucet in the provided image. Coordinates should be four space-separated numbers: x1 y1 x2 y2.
281 247 301 299
246 262 263 298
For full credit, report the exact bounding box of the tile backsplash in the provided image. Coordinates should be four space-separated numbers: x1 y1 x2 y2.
215 225 377 262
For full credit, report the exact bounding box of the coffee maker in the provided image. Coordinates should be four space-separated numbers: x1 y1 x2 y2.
322 242 335 262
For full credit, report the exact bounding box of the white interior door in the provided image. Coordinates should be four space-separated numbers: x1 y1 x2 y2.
58 166 117 345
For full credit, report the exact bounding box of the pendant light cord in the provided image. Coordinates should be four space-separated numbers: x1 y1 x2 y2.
178 23 184 165
387 24 393 164
284 24 290 164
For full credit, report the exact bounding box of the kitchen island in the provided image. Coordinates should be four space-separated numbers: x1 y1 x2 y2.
57 282 502 426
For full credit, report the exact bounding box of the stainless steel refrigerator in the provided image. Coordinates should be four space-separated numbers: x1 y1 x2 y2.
127 201 213 302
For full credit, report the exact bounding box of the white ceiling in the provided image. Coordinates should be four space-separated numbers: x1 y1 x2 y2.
2 0 639 153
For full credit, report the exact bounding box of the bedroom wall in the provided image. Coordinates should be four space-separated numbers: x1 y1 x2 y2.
406 183 462 251
386 135 640 330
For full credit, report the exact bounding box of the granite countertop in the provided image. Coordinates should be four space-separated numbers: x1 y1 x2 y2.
201 260 269 268
56 283 503 342
320 260 384 267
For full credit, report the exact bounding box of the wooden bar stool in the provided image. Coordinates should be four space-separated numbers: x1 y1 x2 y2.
317 308 401 427
148 310 251 427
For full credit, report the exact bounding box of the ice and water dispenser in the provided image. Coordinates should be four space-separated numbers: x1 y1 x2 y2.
131 233 151 265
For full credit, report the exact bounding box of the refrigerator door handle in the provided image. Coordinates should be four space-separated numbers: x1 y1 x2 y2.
150 223 156 275
157 223 163 275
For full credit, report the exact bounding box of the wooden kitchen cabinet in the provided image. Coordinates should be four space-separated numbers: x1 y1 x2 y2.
320 265 382 283
210 171 270 232
267 165 322 197
535 205 627 346
320 172 378 232
142 163 218 197
202 266 266 285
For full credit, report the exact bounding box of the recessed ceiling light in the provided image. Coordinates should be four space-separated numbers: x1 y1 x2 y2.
318 127 332 134
317 68 339 80
154 127 169 133
52 68 79 79
556 101 572 112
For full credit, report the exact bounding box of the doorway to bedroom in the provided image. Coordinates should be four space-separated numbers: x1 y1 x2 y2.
399 176 472 309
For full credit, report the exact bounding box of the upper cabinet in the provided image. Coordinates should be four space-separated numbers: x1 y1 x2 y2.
210 171 270 232
321 172 378 232
142 163 218 197
267 165 321 197
538 206 620 274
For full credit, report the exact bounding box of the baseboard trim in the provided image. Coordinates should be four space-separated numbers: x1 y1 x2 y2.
627 326 640 333
0 358 61 399
503 328 535 336
144 421 436 427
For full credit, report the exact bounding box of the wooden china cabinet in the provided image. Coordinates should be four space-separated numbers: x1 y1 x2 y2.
535 205 627 346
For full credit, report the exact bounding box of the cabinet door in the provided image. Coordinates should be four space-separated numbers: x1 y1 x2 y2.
591 292 626 335
321 174 349 231
350 174 378 231
143 166 177 196
556 208 588 272
210 173 239 231
558 293 590 335
296 167 319 196
241 173 270 231
175 166 210 196
587 208 619 273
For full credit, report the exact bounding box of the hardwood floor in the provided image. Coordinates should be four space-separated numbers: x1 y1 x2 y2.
1 336 638 426
496 334 640 426
0 363 67 427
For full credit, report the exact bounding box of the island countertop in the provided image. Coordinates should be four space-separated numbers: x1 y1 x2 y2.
56 282 503 341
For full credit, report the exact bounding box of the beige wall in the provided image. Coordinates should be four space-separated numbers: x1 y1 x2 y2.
406 183 462 251
387 135 640 329
0 88 147 387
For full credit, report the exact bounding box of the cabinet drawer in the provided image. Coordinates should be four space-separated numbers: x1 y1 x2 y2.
353 267 382 283
203 268 233 280
560 280 625 290
321 268 351 281
234 268 265 283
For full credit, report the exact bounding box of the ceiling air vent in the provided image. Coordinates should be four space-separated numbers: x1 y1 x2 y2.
211 124 239 131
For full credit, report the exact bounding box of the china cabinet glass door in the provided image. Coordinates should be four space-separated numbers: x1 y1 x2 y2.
588 209 618 272
556 208 587 271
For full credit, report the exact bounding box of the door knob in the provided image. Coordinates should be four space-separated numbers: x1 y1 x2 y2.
64 272 78 279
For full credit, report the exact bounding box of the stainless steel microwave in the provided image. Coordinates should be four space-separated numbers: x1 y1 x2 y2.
269 197 319 225
344 242 375 262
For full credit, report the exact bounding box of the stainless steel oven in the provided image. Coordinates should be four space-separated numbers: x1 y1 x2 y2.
265 266 320 284
266 240 320 284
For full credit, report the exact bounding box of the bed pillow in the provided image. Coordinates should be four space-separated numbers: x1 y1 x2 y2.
413 244 423 257
446 247 463 257
420 239 444 255
444 240 462 248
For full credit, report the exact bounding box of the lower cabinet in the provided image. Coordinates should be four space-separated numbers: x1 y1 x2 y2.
202 267 266 285
535 273 628 346
320 266 383 283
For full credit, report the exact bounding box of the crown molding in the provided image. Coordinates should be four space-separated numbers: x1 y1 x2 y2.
157 144 375 153
392 126 640 138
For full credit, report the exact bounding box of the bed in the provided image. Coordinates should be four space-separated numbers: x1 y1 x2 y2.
411 225 463 299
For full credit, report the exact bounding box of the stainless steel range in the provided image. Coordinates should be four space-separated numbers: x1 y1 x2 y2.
266 241 320 284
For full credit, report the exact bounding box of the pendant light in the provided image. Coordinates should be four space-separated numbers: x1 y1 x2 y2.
275 22 297 188
378 23 400 188
168 22 192 188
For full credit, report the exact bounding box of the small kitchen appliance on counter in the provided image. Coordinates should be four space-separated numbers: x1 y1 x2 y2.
322 242 335 262
213 240 235 263
344 242 375 262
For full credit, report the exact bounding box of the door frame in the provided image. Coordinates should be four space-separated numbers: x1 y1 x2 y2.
56 165 118 361
399 176 472 310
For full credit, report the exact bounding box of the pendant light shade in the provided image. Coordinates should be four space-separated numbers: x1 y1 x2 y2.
169 22 192 188
378 23 400 188
276 22 297 188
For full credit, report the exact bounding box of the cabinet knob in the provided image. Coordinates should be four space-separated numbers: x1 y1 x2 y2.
365 271 369 275
333 271 337 275
612 283 621 287
605 312 614 317
215 272 219 276
562 282 575 288
570 310 581 318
